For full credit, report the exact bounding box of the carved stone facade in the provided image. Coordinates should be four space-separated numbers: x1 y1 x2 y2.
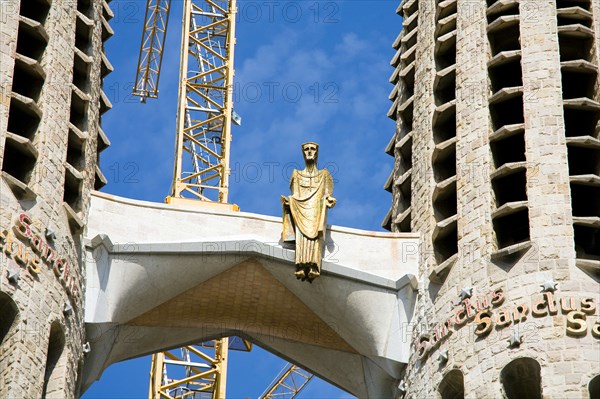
0 0 112 397
2 0 599 397
385 0 600 397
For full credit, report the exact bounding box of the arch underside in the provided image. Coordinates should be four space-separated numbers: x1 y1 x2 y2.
84 256 412 398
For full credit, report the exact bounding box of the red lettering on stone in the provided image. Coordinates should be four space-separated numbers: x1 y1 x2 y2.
60 260 70 283
463 298 478 318
455 306 468 326
43 246 56 265
416 336 431 359
434 321 451 342
70 275 77 293
512 304 528 323
495 309 512 327
71 286 80 307
476 295 489 311
544 292 558 315
53 258 65 277
491 288 505 307
14 214 33 240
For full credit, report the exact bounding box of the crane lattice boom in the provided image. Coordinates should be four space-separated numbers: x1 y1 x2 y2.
133 0 171 100
259 364 314 399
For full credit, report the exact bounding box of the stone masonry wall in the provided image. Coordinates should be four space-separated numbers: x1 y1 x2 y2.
0 0 111 397
390 0 600 398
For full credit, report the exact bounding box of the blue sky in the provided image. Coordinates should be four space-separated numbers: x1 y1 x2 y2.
83 1 400 397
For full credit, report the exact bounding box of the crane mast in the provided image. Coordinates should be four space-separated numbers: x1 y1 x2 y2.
134 0 238 205
171 0 237 204
148 340 230 399
132 1 313 397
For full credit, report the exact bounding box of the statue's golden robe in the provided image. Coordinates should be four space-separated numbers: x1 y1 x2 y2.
282 169 334 268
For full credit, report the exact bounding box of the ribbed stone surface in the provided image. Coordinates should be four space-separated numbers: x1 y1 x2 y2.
388 0 600 397
0 0 111 397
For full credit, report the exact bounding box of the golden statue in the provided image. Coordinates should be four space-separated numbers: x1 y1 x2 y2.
281 142 336 282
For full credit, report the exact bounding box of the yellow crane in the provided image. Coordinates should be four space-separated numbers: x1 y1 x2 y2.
131 1 313 398
260 364 314 399
134 0 238 206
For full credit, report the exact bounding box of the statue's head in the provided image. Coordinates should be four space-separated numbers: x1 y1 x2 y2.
301 142 319 164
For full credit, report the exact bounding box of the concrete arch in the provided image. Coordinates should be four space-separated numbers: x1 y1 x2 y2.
82 192 420 398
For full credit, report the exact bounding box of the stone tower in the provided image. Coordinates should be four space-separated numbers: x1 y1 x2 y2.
384 0 600 397
0 0 111 397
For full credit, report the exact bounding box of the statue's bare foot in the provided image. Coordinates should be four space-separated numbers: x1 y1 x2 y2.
307 269 320 281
